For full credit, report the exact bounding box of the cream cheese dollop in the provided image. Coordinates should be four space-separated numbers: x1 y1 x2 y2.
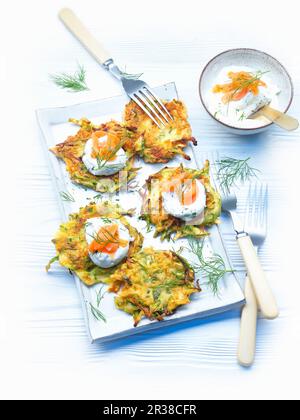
82 136 127 176
85 218 133 268
162 179 206 222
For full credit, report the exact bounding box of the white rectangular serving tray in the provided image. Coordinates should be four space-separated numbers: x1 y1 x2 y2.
37 82 245 343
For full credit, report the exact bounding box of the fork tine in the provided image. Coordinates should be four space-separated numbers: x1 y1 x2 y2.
244 182 268 233
245 183 252 228
252 183 258 226
140 89 169 124
256 183 264 225
144 86 174 122
129 94 162 128
134 91 167 127
261 184 268 231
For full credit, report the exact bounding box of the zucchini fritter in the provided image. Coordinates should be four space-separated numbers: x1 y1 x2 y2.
124 99 197 163
109 248 200 326
51 119 138 192
140 161 221 241
47 202 144 287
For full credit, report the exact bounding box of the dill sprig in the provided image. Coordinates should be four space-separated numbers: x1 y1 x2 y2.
187 237 234 296
60 191 75 202
50 65 89 92
96 286 106 308
94 139 126 172
87 228 120 246
90 304 106 322
216 157 260 193
89 286 107 322
228 70 270 104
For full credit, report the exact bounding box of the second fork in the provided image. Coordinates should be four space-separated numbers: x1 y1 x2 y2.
209 157 279 320
238 183 271 366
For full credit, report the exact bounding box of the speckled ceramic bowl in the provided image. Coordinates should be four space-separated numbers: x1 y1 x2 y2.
199 48 294 135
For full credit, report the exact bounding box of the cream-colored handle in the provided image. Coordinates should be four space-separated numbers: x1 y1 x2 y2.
258 105 299 131
59 8 112 65
238 276 258 367
237 235 279 320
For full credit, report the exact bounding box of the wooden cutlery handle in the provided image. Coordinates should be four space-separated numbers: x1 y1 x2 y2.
260 106 299 131
238 276 258 367
237 235 279 320
59 8 112 65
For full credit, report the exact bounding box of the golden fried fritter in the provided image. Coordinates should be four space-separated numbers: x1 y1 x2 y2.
46 202 144 287
109 248 200 326
124 99 197 163
140 161 221 241
51 119 138 192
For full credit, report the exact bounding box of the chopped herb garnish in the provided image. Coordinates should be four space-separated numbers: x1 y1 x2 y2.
101 218 113 224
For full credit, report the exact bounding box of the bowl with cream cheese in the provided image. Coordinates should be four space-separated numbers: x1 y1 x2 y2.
199 48 294 135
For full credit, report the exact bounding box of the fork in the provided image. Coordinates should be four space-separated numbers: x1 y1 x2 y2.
221 184 279 320
59 8 173 128
238 183 269 367
206 153 279 320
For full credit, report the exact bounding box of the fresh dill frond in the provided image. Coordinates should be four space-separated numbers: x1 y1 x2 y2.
223 70 269 115
89 286 107 323
216 157 260 193
93 139 125 172
96 285 106 307
87 228 120 246
50 64 89 92
89 303 106 323
60 191 75 202
95 156 121 173
187 237 234 296
228 70 270 104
